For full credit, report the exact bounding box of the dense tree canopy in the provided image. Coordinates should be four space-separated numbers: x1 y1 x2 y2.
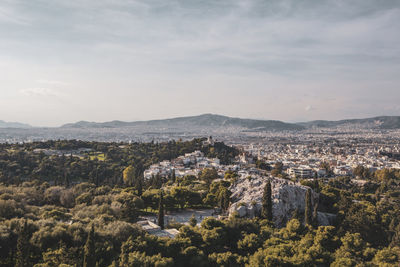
0 139 399 266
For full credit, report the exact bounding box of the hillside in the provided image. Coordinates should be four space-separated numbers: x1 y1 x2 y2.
299 116 400 129
0 120 31 128
61 114 305 131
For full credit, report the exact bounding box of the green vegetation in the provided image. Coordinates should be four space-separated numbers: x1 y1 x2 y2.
261 180 272 221
88 152 105 161
0 176 398 266
83 224 96 267
0 139 399 266
304 188 312 226
0 138 238 186
158 191 165 230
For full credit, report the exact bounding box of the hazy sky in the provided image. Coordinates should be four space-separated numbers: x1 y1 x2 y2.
1 0 399 126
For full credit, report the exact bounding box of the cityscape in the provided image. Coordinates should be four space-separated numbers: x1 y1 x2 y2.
1 0 400 266
1 114 400 266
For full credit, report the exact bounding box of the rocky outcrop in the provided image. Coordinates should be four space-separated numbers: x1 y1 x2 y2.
228 175 319 226
316 211 336 226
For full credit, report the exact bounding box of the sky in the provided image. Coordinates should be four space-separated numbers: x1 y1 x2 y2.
0 0 399 127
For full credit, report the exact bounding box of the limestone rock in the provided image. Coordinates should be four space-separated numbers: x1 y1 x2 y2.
236 205 247 217
317 212 336 226
228 175 319 227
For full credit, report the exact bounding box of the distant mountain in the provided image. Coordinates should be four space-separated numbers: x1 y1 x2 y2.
299 116 400 129
61 114 305 131
60 114 400 131
0 120 31 128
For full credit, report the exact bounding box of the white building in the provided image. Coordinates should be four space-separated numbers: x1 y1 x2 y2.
287 167 314 178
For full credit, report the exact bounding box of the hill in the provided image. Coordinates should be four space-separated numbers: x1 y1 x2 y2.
0 120 31 128
60 114 400 132
61 114 305 131
299 116 400 129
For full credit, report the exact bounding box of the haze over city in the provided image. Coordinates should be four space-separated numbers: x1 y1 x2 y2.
1 0 400 126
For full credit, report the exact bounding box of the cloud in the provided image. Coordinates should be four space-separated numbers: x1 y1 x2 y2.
1 0 400 125
3 0 400 78
0 4 30 25
20 88 64 97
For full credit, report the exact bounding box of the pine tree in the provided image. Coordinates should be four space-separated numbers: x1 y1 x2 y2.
305 188 313 226
158 191 165 230
15 220 30 267
261 180 273 221
83 224 96 267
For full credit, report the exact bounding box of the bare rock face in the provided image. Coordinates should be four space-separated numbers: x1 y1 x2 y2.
228 175 318 227
317 211 336 226
236 205 247 217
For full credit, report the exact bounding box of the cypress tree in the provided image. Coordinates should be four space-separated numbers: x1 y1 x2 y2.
83 224 96 267
15 220 29 267
219 188 230 212
135 162 144 196
155 173 162 189
261 180 273 221
313 179 320 193
312 201 319 227
136 177 143 196
171 171 176 183
158 191 165 229
305 188 313 226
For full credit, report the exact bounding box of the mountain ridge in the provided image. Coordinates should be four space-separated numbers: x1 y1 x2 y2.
298 116 400 129
60 114 400 130
0 120 32 129
61 114 304 131
4 114 400 130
